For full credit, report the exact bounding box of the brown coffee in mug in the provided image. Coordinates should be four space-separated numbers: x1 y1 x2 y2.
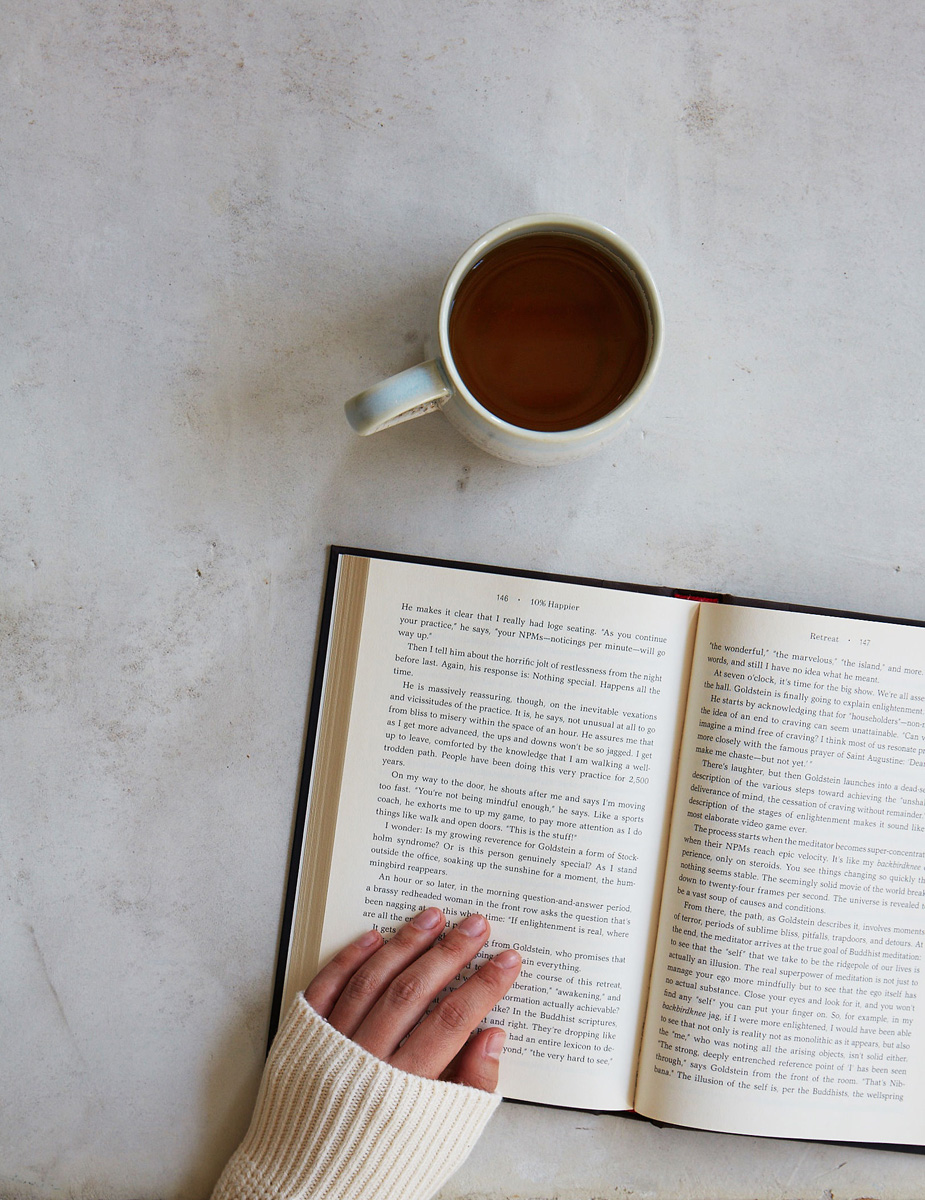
448 232 649 432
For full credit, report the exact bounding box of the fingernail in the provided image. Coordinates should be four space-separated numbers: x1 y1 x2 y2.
458 913 487 937
493 949 521 970
356 928 381 947
484 1029 506 1059
412 907 443 930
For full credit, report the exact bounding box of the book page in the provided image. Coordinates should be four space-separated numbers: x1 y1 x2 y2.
316 556 699 1111
637 602 925 1144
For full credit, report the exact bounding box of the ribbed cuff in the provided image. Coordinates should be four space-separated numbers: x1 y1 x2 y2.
212 996 501 1200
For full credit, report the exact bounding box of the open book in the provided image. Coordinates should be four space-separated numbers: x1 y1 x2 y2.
272 548 925 1147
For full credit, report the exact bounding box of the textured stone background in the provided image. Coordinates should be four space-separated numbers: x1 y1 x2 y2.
3 1 924 1196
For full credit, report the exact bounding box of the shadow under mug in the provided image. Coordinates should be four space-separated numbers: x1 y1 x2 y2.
345 214 663 466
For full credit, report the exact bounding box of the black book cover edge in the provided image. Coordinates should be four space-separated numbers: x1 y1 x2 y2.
267 544 925 1154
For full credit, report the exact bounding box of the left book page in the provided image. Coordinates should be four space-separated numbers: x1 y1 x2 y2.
278 551 700 1111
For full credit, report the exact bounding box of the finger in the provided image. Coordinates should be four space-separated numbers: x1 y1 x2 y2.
326 907 447 1038
303 928 383 1018
443 1028 506 1092
351 913 493 1059
389 947 521 1079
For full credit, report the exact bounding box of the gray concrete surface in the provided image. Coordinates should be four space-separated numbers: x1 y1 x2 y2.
4 1 925 1196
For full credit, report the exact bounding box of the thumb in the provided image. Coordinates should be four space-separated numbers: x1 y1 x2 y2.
442 1028 506 1091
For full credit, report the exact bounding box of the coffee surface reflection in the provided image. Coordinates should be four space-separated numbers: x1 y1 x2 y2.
448 232 649 432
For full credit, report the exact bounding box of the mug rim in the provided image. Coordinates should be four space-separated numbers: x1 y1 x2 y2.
436 213 664 443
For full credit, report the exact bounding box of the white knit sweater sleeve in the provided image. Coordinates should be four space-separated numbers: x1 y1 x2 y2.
211 995 501 1200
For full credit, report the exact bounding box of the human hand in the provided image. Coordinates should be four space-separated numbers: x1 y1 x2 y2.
304 908 521 1091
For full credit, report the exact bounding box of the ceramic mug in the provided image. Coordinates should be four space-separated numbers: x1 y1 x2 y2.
344 214 663 466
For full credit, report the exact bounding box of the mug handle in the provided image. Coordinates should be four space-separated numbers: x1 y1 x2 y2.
345 360 453 435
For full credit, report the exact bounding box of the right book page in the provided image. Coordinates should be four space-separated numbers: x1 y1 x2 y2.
636 601 925 1145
